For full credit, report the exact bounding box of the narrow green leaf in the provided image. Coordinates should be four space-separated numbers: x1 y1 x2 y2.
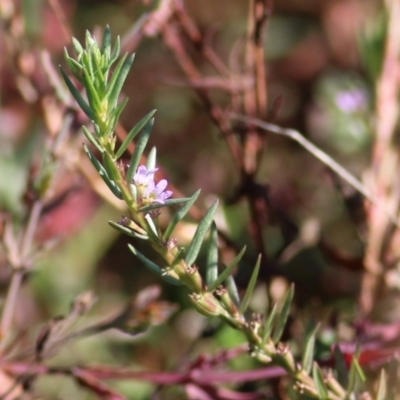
82 68 102 115
91 50 105 92
205 221 218 287
353 358 366 382
163 189 200 240
138 197 191 213
272 284 294 344
312 362 328 399
376 369 387 400
105 53 135 109
85 30 96 48
225 275 240 308
126 118 154 182
72 38 83 57
104 54 128 94
106 98 129 137
302 322 319 374
185 200 218 267
115 109 156 159
94 123 101 136
128 244 181 285
208 245 246 292
101 25 111 55
261 303 278 345
333 345 348 388
60 67 96 121
146 147 157 171
108 220 149 240
102 152 120 181
110 35 121 65
64 48 83 80
81 51 94 80
82 126 103 154
83 144 122 199
239 254 261 314
144 213 159 238
347 356 365 396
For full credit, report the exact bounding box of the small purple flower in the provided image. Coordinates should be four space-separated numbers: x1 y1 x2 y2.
335 89 367 113
133 165 172 205
144 179 173 204
133 165 158 187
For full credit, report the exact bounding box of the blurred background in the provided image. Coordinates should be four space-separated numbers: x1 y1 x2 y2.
1 0 399 398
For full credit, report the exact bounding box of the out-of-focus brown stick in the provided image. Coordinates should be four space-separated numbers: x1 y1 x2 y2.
361 0 400 314
161 23 244 169
173 0 230 77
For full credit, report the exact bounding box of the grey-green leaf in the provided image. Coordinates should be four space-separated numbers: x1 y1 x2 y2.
272 284 294 344
205 221 218 287
83 144 122 199
163 189 200 240
146 147 157 171
138 197 191 213
208 245 246 292
225 275 240 308
108 220 149 240
82 126 103 153
302 322 319 375
60 66 96 121
126 118 154 183
261 303 278 345
115 109 157 159
101 25 111 55
333 345 348 388
82 68 102 115
72 38 83 57
128 244 181 285
102 152 120 181
106 53 135 110
185 200 218 267
347 357 365 396
312 362 328 399
239 254 261 314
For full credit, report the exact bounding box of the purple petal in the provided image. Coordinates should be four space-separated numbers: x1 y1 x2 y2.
154 179 168 194
161 190 172 200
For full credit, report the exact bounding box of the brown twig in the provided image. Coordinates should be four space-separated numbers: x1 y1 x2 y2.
361 0 400 314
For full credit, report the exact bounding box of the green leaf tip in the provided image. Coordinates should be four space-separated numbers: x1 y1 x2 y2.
272 283 294 344
239 254 261 314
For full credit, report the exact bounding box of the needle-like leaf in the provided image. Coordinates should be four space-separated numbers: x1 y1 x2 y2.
126 118 154 183
208 246 246 292
272 284 294 344
115 109 156 159
185 200 218 267
239 254 261 314
60 67 96 121
163 189 200 240
302 322 319 374
128 244 181 285
205 222 218 287
312 362 328 399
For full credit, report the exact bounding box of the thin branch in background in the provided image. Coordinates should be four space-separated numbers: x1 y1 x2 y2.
0 201 43 351
230 114 400 227
361 0 400 314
